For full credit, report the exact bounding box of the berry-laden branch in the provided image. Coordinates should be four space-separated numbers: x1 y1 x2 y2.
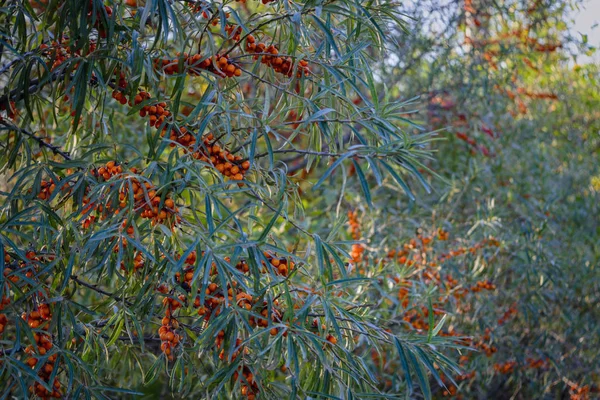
111 88 251 181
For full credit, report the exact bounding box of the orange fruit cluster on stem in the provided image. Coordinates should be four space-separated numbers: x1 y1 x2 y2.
112 86 249 181
23 303 61 398
245 35 310 78
0 312 6 334
249 299 284 333
120 251 144 273
568 383 594 400
261 251 295 276
217 335 247 362
497 304 518 325
159 312 181 362
3 251 39 283
0 294 9 334
225 24 242 42
493 360 517 374
347 210 365 264
40 38 97 71
85 162 181 228
234 366 259 399
34 176 73 201
173 250 198 291
36 179 57 200
162 132 250 181
153 52 242 78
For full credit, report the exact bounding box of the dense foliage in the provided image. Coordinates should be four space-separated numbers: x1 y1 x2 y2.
0 0 598 399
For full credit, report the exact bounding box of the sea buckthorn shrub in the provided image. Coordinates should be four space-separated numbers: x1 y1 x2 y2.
1 0 599 399
317 0 599 398
0 0 459 398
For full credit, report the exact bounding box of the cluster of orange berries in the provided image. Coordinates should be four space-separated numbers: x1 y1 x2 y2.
442 384 458 397
249 300 283 331
120 251 144 273
402 304 446 332
347 210 365 264
195 281 224 320
225 24 242 42
437 228 449 240
92 160 124 181
40 40 68 70
0 295 9 334
525 357 548 369
261 252 295 277
235 259 251 273
385 230 505 371
135 91 174 129
497 304 518 325
438 237 499 262
217 334 250 364
477 341 498 357
113 89 173 129
463 328 497 357
171 251 199 292
113 83 250 181
401 308 429 331
92 162 180 227
568 383 595 400
36 179 58 200
396 281 411 308
386 230 440 266
493 360 517 374
470 279 496 292
158 314 181 362
197 281 257 325
3 251 39 283
40 38 96 70
153 53 242 78
158 129 251 181
234 366 259 400
0 312 6 335
23 304 61 398
156 283 185 361
245 36 310 78
22 303 51 329
194 134 250 180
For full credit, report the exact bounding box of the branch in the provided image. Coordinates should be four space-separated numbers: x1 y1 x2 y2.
0 70 65 109
0 121 72 160
70 275 131 305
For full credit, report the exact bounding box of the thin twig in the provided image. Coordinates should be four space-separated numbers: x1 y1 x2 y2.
0 121 72 160
70 275 131 305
